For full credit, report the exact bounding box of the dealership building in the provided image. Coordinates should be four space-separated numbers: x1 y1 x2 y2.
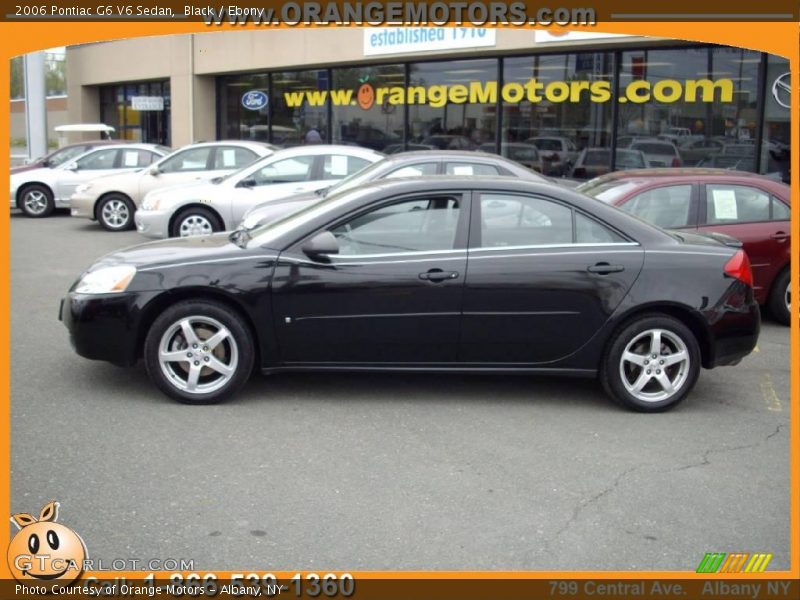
64 28 791 179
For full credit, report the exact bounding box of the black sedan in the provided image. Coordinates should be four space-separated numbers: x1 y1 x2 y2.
61 177 760 412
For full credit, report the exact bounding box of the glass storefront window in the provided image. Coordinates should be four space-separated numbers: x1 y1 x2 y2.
218 73 269 141
407 58 497 152
764 56 790 182
503 52 613 177
99 80 170 146
271 69 329 146
332 64 405 152
617 47 761 174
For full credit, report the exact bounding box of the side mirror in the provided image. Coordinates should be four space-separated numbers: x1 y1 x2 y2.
302 231 339 259
148 165 161 176
237 177 257 189
65 162 78 171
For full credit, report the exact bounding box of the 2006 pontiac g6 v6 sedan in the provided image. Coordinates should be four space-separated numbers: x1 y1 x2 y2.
60 177 760 412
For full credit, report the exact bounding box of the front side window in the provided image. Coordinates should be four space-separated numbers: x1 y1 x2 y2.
76 149 119 170
321 155 371 179
620 185 693 229
330 197 461 255
252 156 315 186
159 147 213 173
705 184 771 224
213 147 259 170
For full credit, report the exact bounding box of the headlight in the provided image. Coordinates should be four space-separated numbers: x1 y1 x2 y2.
75 265 136 294
141 196 160 211
75 183 93 194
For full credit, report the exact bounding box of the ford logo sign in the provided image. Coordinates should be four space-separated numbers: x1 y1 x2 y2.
242 90 268 111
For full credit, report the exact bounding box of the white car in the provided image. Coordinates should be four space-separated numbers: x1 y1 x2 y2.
628 140 682 168
10 144 168 218
135 145 384 239
69 141 274 231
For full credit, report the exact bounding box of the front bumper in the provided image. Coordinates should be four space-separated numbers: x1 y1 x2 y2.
70 192 98 219
60 291 157 367
134 209 170 239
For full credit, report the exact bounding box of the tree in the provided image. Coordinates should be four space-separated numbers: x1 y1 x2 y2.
10 56 24 99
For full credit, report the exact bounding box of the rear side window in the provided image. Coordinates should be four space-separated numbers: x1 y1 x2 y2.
445 162 500 176
621 185 693 229
575 213 627 244
772 196 791 220
705 184 771 224
121 149 159 168
479 194 573 247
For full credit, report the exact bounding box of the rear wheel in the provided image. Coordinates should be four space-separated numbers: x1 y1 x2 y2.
768 269 790 326
601 314 700 412
144 300 254 404
19 184 54 218
97 194 135 231
172 207 223 238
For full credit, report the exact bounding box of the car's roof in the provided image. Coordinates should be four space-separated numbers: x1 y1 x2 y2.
585 168 784 187
266 144 385 158
179 140 276 151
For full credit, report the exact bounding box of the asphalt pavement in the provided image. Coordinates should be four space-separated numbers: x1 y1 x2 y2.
10 210 792 571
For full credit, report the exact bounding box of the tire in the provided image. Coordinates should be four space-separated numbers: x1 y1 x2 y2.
768 269 790 326
600 314 701 412
172 207 223 238
144 300 255 404
18 184 54 218
97 194 135 231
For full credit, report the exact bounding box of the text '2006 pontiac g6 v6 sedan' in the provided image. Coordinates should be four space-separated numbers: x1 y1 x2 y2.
60 177 760 412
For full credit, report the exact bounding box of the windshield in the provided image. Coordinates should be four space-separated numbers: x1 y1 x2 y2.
577 180 641 203
45 145 89 167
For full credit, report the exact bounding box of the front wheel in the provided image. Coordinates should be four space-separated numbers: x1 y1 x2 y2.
19 184 54 218
143 300 255 404
601 315 700 412
172 207 223 238
768 269 790 326
97 194 135 231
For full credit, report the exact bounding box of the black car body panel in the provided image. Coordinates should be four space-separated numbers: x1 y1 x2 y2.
62 178 759 379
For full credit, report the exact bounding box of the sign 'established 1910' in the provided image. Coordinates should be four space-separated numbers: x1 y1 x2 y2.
364 26 496 56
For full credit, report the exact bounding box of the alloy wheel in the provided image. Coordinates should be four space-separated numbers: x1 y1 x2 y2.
102 199 130 229
23 190 48 215
179 215 214 237
158 316 238 395
618 328 690 403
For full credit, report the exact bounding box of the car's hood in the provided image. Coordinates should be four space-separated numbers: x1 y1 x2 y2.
10 161 45 174
10 167 57 187
89 232 245 271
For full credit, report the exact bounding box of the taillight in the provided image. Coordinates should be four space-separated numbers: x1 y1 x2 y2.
724 250 753 287
671 157 681 167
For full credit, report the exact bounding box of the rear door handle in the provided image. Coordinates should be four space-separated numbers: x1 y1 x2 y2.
419 269 459 282
587 263 625 275
770 231 789 242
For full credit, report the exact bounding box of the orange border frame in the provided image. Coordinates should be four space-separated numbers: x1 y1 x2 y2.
0 18 797 586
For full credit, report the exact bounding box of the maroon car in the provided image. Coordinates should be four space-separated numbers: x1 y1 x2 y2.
579 168 791 324
10 140 131 174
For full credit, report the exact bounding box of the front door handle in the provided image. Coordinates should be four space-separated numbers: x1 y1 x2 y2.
770 231 789 242
419 269 459 282
587 263 625 275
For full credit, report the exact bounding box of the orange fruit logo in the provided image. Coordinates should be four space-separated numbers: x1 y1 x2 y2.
7 501 86 584
357 82 375 110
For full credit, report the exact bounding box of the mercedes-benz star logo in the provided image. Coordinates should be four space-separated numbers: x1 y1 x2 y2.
771 72 790 109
